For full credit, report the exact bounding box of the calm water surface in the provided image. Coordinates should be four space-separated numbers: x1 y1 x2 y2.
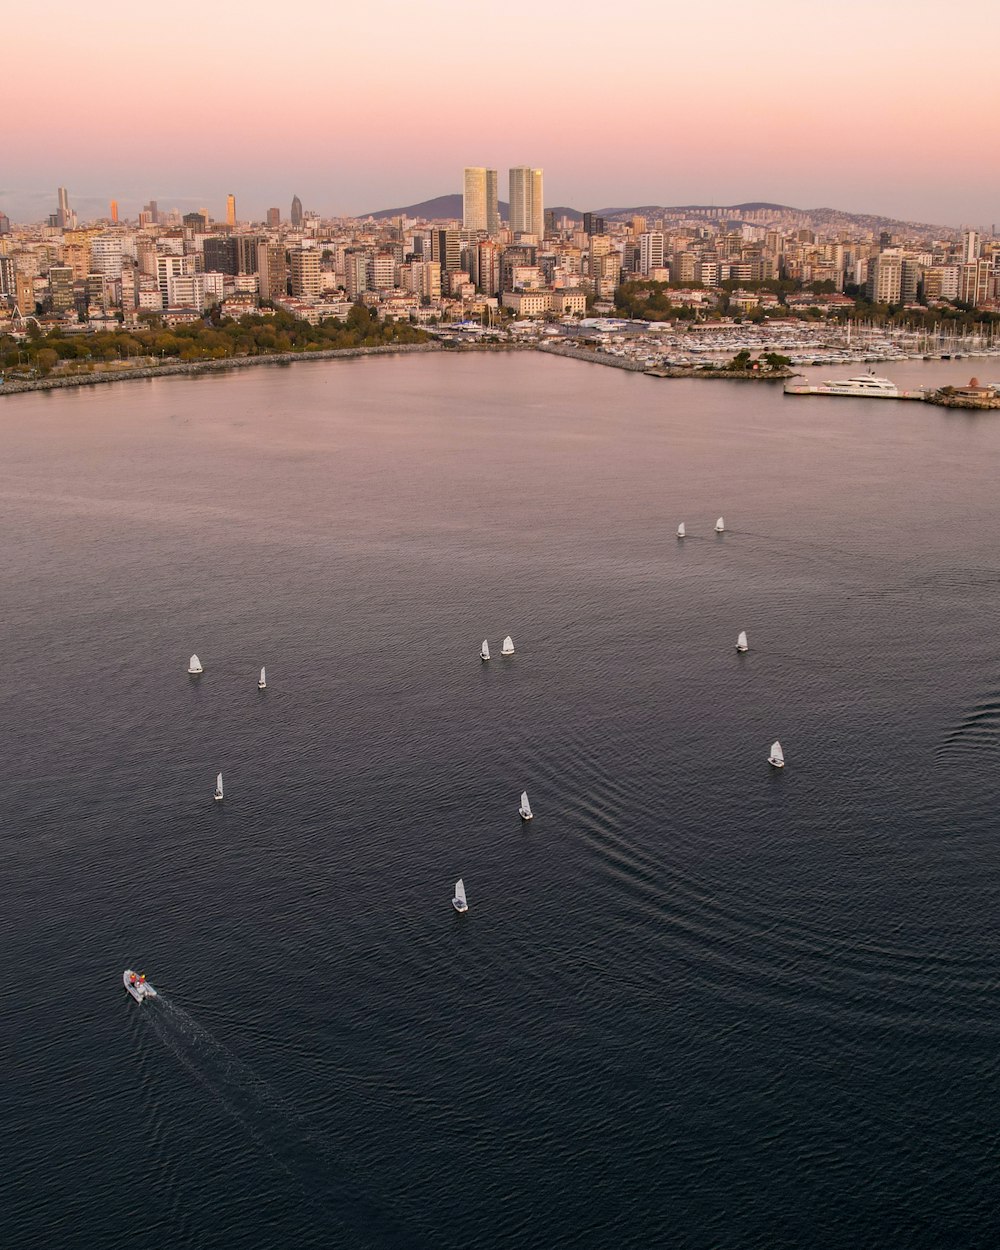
1 354 998 1248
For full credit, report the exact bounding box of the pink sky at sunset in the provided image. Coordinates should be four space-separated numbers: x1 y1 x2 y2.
5 0 999 226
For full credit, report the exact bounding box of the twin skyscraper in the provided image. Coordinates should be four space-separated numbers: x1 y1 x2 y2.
463 167 544 239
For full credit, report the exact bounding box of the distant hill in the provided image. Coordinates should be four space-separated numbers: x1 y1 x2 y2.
365 195 947 236
366 193 583 224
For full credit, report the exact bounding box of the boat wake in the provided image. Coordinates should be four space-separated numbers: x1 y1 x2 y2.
937 690 1000 758
136 994 416 1248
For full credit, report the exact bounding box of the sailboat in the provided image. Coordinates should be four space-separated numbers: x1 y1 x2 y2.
519 791 533 821
188 654 203 675
715 516 725 533
676 522 685 538
480 639 490 661
214 772 224 801
736 630 748 653
452 879 468 913
501 635 515 656
258 666 266 689
768 741 785 769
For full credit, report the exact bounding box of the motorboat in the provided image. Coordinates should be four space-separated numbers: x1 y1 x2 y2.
519 791 533 821
258 666 266 690
188 654 203 675
452 879 468 913
123 969 157 1004
501 636 515 656
768 740 785 769
715 516 725 533
783 374 900 398
736 630 748 653
480 639 490 661
214 772 224 801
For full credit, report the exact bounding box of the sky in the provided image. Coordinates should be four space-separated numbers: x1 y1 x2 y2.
4 0 999 228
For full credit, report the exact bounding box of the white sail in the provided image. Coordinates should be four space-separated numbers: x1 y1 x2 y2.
737 630 748 651
715 516 725 532
259 666 266 687
770 741 784 763
188 653 203 673
454 878 467 906
520 791 532 817
501 635 514 655
215 772 224 798
676 522 685 538
481 639 490 660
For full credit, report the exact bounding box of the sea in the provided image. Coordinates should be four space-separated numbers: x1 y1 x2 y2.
1 352 999 1249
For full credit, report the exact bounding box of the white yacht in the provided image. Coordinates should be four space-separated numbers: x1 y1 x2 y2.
123 969 157 1004
501 635 515 656
676 522 686 538
258 666 266 690
715 516 725 533
214 772 224 801
736 630 748 653
768 740 785 769
188 654 203 675
784 374 900 398
452 879 468 913
519 791 533 821
480 639 490 661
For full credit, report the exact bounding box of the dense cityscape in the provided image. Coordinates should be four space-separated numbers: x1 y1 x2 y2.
1 168 999 380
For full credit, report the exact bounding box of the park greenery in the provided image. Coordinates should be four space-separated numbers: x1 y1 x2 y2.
0 305 428 376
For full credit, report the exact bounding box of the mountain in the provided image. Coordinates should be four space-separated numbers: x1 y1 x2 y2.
365 194 584 224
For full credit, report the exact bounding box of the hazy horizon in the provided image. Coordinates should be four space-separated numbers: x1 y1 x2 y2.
4 0 999 229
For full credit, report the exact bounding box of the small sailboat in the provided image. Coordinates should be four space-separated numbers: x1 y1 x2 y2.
452 878 468 913
519 791 533 821
258 666 266 689
676 522 685 538
768 741 785 769
736 630 748 653
480 639 490 661
188 654 203 675
501 635 515 656
214 772 224 801
715 516 725 533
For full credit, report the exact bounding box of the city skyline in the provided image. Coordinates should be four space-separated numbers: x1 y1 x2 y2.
4 0 999 227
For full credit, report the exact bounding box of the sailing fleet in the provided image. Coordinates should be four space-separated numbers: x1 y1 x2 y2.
145 527 786 986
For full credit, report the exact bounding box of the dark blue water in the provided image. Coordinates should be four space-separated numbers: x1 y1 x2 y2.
2 354 999 1248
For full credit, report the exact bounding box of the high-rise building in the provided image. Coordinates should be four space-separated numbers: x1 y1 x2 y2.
583 213 606 237
110 200 119 224
204 237 238 275
49 265 75 311
431 229 461 273
463 168 499 234
90 234 126 279
289 247 321 296
638 233 665 276
258 243 287 301
226 194 236 227
0 255 15 297
235 236 260 276
144 200 159 225
290 195 304 228
962 229 980 263
267 207 280 228
0 212 11 236
56 187 70 229
183 211 208 233
509 167 543 239
344 250 370 299
866 252 902 304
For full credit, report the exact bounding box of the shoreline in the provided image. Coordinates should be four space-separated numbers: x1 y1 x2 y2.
0 341 443 396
